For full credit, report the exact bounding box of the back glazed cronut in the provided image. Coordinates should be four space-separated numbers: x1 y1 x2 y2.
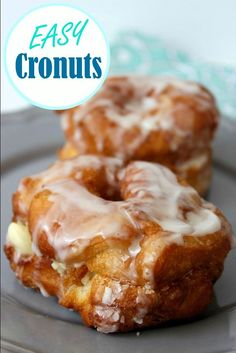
4 155 233 333
58 76 219 195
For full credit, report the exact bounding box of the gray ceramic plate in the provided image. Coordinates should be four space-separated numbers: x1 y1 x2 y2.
1 108 236 353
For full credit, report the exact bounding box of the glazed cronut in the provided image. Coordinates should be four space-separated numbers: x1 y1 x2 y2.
5 155 232 333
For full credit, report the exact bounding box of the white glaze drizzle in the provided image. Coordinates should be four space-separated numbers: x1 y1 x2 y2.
123 161 221 236
176 152 208 172
31 179 133 261
72 77 205 129
17 155 123 216
64 76 214 155
36 283 50 297
31 160 221 264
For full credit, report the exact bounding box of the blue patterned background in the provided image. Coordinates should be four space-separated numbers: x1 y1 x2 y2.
110 31 236 118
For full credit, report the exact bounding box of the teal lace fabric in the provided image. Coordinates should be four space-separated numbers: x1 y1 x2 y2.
110 31 236 119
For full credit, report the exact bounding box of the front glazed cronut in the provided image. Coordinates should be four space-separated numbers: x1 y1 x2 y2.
58 76 219 195
5 155 232 333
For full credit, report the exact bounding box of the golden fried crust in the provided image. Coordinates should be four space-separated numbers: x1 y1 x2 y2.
74 271 214 332
4 245 214 332
4 156 232 333
57 76 219 194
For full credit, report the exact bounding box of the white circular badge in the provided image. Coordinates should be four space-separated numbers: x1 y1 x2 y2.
5 5 110 109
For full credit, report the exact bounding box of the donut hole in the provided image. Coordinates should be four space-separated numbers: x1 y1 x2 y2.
78 168 123 202
101 187 122 202
90 182 123 202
